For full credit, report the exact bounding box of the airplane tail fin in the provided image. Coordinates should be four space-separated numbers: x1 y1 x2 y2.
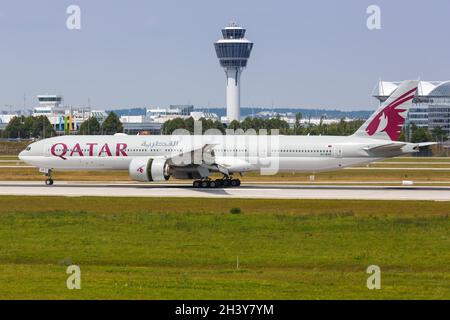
353 80 419 141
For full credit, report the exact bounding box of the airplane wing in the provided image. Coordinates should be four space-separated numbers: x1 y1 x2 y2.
165 143 249 177
166 143 218 167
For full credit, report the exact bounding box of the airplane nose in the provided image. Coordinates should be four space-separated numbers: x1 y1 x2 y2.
18 150 25 160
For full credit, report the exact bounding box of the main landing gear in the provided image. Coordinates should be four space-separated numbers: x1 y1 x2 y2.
192 176 241 188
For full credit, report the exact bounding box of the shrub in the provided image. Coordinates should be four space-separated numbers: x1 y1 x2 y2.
230 207 242 214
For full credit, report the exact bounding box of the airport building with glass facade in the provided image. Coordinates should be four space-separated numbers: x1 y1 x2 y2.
373 81 450 135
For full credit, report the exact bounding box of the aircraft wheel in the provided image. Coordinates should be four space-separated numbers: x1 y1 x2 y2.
209 181 217 188
222 179 231 187
201 180 209 188
214 179 223 187
193 180 200 188
231 179 239 187
45 179 54 186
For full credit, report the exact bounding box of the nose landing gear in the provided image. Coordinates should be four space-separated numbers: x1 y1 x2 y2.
40 168 54 186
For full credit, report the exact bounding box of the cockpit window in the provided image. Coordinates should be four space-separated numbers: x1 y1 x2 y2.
26 147 31 151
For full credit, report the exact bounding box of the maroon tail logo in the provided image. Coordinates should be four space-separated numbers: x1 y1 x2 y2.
366 87 416 140
137 165 145 174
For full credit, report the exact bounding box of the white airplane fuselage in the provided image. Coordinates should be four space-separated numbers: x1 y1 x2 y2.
18 80 426 184
19 134 417 176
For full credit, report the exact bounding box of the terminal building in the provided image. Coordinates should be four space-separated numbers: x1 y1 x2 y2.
33 95 162 135
373 81 450 135
119 115 162 135
145 105 218 123
146 105 194 122
32 95 107 134
0 95 220 136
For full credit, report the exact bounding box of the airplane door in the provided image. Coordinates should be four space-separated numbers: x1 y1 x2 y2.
333 145 343 158
44 144 51 157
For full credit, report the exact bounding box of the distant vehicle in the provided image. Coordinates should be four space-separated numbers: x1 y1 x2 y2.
19 80 433 187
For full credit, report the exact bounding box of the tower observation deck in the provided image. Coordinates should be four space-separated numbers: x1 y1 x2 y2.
214 22 253 122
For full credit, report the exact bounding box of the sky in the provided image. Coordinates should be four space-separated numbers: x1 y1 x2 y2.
1 0 450 111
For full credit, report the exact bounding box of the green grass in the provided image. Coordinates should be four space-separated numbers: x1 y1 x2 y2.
0 156 20 160
380 157 450 162
365 164 450 168
0 196 449 299
0 141 30 155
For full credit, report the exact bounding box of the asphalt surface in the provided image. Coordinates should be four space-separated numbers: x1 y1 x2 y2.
0 181 449 201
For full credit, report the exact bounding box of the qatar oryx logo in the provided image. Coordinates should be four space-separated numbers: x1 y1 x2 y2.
137 165 145 174
366 87 416 141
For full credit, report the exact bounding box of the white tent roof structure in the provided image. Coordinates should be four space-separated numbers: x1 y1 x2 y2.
374 80 450 98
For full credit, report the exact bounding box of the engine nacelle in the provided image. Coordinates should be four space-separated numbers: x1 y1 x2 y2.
129 157 170 182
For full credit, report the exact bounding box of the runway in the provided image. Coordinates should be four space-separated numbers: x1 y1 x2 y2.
0 181 450 201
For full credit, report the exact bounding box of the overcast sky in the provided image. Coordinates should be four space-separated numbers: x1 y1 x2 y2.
1 0 449 111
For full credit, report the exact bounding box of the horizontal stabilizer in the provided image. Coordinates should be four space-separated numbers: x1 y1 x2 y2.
416 142 437 148
363 143 406 152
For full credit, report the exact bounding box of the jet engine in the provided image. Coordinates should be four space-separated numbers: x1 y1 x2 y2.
129 157 170 182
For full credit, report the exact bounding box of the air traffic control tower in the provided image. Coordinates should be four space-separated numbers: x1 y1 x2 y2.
214 22 253 122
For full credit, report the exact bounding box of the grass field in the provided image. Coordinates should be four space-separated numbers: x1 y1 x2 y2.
0 196 449 299
0 141 30 156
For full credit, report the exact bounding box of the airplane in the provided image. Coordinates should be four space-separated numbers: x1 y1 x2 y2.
19 80 433 188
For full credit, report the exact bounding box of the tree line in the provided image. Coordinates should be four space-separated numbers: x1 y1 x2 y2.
163 113 448 143
2 111 447 142
1 115 55 139
399 124 448 143
162 114 366 136
77 112 123 135
1 112 123 138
